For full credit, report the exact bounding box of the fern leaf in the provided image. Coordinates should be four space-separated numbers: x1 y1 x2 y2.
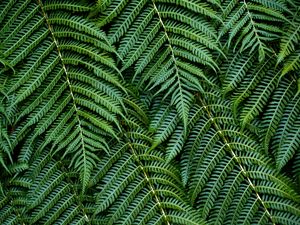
89 115 204 225
96 0 220 130
278 18 300 64
183 95 300 224
219 0 287 61
261 78 295 152
282 49 300 76
0 0 125 193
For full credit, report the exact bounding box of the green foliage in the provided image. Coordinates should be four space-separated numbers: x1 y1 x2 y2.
95 0 220 130
1 0 300 224
0 0 124 193
90 126 204 225
278 3 300 76
218 0 289 62
182 93 300 224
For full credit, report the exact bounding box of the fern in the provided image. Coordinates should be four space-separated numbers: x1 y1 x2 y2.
95 0 221 130
219 0 289 61
220 47 300 172
1 0 300 224
261 78 295 153
271 89 300 170
182 93 300 225
0 0 125 192
0 151 92 224
278 4 300 75
90 132 204 225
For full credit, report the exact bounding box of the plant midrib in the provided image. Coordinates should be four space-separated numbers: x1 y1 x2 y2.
152 0 276 224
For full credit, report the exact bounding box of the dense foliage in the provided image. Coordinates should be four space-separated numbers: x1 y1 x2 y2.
0 0 300 224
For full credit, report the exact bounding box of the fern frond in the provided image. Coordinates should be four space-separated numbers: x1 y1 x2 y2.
0 0 125 192
95 0 221 130
271 91 300 170
278 19 300 64
276 3 300 75
219 0 288 61
90 128 204 225
8 152 91 224
221 51 256 96
282 49 300 75
182 95 300 225
240 70 281 128
151 106 179 150
1 0 300 224
261 78 295 152
230 54 275 117
220 51 280 127
43 0 92 12
293 151 300 186
219 49 300 170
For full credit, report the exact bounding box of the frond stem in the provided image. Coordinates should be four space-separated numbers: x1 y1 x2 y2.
37 0 86 166
127 142 171 225
152 1 178 73
152 0 187 129
153 4 274 221
197 96 276 225
243 0 263 47
37 0 90 220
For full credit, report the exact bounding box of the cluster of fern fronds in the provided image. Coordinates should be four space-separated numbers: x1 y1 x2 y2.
0 0 300 224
